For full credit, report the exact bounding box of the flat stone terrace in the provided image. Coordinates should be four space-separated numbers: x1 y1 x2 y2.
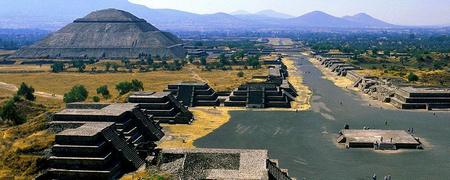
158 148 269 179
56 103 137 117
338 129 422 149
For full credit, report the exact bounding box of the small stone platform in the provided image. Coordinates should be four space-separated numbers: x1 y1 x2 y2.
337 129 422 150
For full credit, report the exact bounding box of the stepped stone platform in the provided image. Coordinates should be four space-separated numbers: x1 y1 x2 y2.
42 122 145 179
165 82 220 107
128 92 194 124
224 82 295 108
42 104 166 179
391 87 450 110
53 103 164 157
156 148 296 180
337 129 422 150
225 60 297 108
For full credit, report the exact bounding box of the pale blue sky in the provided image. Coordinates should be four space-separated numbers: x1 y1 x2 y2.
129 0 450 25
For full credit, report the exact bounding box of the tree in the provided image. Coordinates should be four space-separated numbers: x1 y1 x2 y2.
73 60 86 72
0 99 25 125
116 81 133 95
188 56 195 63
116 79 144 95
17 82 35 101
237 71 244 77
247 55 261 69
407 72 419 82
219 53 229 65
105 62 112 72
64 85 89 103
96 85 110 99
146 55 154 65
51 62 64 73
131 79 144 91
112 63 119 72
200 56 207 66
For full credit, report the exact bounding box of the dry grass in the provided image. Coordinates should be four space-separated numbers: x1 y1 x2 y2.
0 64 266 101
283 57 312 110
0 99 58 179
0 50 15 56
158 107 240 149
0 65 51 72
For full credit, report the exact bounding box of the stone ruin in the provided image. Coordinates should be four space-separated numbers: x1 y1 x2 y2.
391 87 450 110
318 58 360 76
164 82 220 107
38 103 298 179
337 129 422 150
39 104 164 179
225 61 297 108
13 9 186 59
128 92 194 124
156 148 296 180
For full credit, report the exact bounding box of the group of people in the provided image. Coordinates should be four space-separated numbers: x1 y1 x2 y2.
373 174 392 180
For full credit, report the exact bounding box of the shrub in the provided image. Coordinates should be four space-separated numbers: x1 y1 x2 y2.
116 79 143 95
116 81 133 95
17 82 35 101
0 99 25 125
407 72 419 82
63 85 89 103
237 71 244 78
96 85 110 99
51 62 64 73
92 96 100 102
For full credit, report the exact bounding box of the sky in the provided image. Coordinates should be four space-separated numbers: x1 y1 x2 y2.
129 0 450 26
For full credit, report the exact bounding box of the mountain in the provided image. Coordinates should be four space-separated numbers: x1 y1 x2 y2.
0 0 403 31
230 10 251 15
287 11 358 28
255 9 293 19
343 13 395 27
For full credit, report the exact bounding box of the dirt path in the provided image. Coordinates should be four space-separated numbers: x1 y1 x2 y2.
0 82 63 100
187 65 207 83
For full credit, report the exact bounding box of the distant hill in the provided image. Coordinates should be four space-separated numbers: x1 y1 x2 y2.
0 0 405 31
343 13 395 28
287 11 358 28
255 10 294 19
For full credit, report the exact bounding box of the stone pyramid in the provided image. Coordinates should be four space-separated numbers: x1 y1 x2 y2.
14 9 186 59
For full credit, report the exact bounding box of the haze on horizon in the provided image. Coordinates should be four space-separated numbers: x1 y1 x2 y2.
130 0 450 26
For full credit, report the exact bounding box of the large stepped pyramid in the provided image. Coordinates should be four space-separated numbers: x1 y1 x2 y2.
13 9 186 59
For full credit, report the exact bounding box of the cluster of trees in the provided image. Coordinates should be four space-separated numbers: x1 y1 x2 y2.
198 51 260 71
0 82 36 125
116 79 144 95
62 79 144 103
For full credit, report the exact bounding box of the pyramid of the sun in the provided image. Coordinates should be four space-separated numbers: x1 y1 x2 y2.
14 9 186 59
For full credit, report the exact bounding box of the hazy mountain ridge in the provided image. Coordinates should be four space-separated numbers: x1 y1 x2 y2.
0 0 408 31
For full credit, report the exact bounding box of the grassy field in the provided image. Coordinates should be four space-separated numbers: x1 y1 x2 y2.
0 64 266 101
0 99 57 179
0 64 51 73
